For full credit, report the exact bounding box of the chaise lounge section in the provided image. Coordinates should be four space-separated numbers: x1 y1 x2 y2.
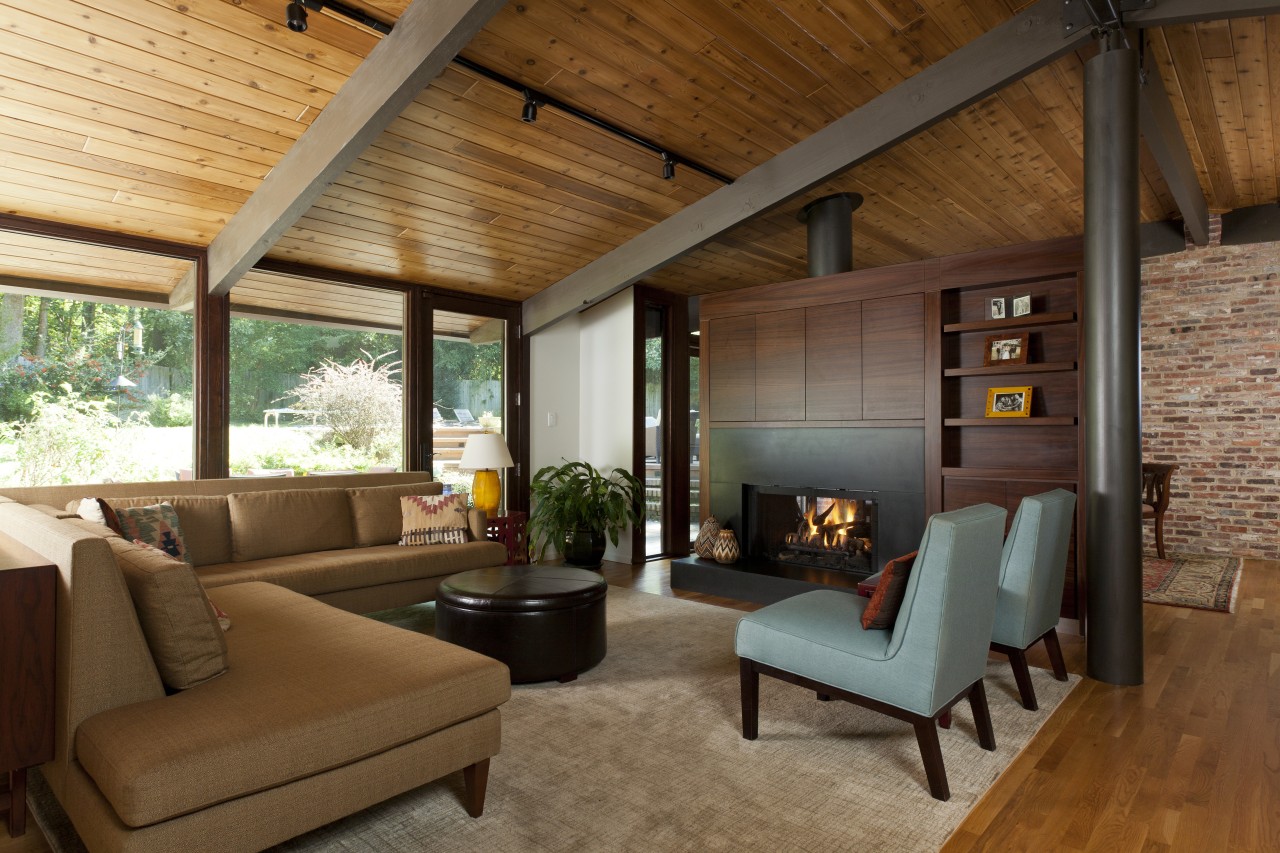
0 473 513 853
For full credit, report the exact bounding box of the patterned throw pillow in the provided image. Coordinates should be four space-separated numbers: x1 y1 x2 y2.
114 502 190 565
400 494 470 546
861 550 918 631
133 540 231 631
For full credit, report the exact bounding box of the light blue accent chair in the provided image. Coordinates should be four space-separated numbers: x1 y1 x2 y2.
734 503 1007 801
989 489 1077 711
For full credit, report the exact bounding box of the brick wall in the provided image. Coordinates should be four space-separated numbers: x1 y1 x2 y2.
1141 215 1279 560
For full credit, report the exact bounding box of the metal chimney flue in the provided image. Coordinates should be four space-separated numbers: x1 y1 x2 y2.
798 193 863 278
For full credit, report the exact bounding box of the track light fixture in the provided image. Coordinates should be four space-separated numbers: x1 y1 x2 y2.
283 0 392 36
286 0 309 32
661 152 675 180
521 92 538 123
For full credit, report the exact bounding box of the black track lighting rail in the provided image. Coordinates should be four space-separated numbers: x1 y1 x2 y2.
280 0 734 186
451 57 735 186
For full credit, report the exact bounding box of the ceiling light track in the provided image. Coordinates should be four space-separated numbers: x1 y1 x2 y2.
280 4 733 185
451 57 734 186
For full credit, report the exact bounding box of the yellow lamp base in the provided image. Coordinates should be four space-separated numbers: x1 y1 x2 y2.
471 469 501 516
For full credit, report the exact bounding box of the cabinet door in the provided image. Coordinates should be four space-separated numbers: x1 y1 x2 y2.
707 315 756 422
805 301 862 420
755 309 806 421
862 294 924 419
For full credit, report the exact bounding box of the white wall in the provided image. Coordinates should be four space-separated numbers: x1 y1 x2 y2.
527 290 636 563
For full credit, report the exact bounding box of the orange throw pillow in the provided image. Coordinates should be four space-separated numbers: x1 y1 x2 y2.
861 551 918 630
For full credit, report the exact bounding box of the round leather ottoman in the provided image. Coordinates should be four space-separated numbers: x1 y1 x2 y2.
435 566 607 684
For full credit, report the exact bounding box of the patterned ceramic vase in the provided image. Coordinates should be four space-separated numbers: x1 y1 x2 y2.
694 515 722 559
712 528 740 564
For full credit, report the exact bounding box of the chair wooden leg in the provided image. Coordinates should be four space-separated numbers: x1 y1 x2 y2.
911 717 950 801
1042 628 1069 681
938 709 952 729
462 758 490 818
1155 514 1167 560
1007 647 1039 711
968 680 996 751
816 692 831 701
739 658 759 740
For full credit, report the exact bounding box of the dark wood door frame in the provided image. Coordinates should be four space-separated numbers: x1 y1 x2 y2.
633 287 691 559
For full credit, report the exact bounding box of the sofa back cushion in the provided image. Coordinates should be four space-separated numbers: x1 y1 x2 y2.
347 481 444 547
91 496 233 567
228 488 354 562
107 538 229 690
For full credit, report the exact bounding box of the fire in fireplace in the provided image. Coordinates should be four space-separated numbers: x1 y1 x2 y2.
745 485 878 577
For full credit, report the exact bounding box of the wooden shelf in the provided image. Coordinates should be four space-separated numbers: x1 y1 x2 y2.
943 416 1078 427
943 361 1076 377
940 467 1078 481
942 311 1076 334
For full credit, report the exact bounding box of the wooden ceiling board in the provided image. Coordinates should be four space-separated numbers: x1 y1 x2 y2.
0 0 1277 319
0 230 192 293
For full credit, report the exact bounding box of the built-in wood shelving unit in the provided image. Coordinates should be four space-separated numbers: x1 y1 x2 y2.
942 416 1078 427
941 311 1077 334
943 361 1076 378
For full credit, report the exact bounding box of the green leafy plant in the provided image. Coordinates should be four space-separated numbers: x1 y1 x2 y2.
527 460 645 563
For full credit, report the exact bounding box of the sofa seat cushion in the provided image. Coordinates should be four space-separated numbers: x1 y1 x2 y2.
75 581 511 828
195 540 509 595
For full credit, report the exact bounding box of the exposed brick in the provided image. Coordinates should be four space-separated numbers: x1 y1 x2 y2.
1141 214 1280 560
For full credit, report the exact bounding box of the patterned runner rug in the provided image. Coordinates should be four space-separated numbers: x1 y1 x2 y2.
30 588 1079 853
1142 552 1242 613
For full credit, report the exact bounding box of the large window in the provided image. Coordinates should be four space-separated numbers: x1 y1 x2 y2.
0 294 194 486
432 310 506 504
227 281 405 476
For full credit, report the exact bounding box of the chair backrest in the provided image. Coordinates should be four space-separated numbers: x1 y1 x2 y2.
991 489 1077 649
1141 463 1177 512
886 503 1007 714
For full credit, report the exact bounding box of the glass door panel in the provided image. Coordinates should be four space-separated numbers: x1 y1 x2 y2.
433 310 506 509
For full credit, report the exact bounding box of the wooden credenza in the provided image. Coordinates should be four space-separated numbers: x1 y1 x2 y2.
0 533 55 838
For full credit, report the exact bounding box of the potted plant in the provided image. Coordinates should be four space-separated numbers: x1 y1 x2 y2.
527 460 645 567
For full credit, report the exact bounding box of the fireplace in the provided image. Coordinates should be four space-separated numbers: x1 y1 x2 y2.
745 485 878 578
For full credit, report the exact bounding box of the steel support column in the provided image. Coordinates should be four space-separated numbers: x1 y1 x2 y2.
1084 36 1144 685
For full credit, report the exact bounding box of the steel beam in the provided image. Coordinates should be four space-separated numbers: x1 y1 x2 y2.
1083 38 1145 686
1139 56 1210 245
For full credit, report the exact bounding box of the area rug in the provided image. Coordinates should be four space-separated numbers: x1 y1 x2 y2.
1142 551 1242 613
30 589 1078 853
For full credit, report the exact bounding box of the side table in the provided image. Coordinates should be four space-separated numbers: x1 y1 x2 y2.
0 533 55 838
485 512 528 566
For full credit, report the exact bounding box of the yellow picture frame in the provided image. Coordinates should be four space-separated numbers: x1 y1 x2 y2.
985 386 1033 418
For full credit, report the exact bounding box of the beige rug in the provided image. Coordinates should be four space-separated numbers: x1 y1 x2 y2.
32 589 1078 852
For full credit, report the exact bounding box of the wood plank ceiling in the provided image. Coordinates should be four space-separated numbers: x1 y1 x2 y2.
0 0 1277 324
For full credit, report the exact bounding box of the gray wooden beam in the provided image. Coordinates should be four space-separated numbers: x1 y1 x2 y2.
205 0 504 296
1221 202 1280 245
522 0 1091 334
522 0 1280 334
169 266 199 312
0 275 168 310
1138 59 1210 245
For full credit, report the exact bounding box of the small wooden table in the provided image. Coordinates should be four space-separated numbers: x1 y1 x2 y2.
0 533 56 838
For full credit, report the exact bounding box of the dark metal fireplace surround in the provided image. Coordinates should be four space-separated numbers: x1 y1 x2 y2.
745 485 878 578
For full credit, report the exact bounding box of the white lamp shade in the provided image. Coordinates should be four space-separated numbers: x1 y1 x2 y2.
459 432 514 470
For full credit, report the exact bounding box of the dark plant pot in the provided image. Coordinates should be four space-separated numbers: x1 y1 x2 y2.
563 528 607 568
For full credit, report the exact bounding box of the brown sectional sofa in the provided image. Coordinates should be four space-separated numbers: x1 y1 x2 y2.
0 473 514 853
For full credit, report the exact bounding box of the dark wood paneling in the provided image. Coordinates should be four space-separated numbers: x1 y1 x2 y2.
862 294 925 420
753 309 805 421
805 301 862 421
946 424 1079 471
943 478 1008 512
698 259 937 320
0 537 55 775
707 315 756 422
936 236 1083 287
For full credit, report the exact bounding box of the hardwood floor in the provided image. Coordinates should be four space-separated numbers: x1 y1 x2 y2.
7 557 1272 853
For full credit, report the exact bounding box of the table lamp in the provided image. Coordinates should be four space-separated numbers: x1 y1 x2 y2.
459 432 514 516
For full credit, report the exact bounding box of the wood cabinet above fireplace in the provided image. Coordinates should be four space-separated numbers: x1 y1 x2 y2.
705 294 923 426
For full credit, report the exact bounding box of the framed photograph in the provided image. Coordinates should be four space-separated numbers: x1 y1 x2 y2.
1011 294 1032 317
988 296 1008 320
985 386 1033 418
983 332 1029 367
